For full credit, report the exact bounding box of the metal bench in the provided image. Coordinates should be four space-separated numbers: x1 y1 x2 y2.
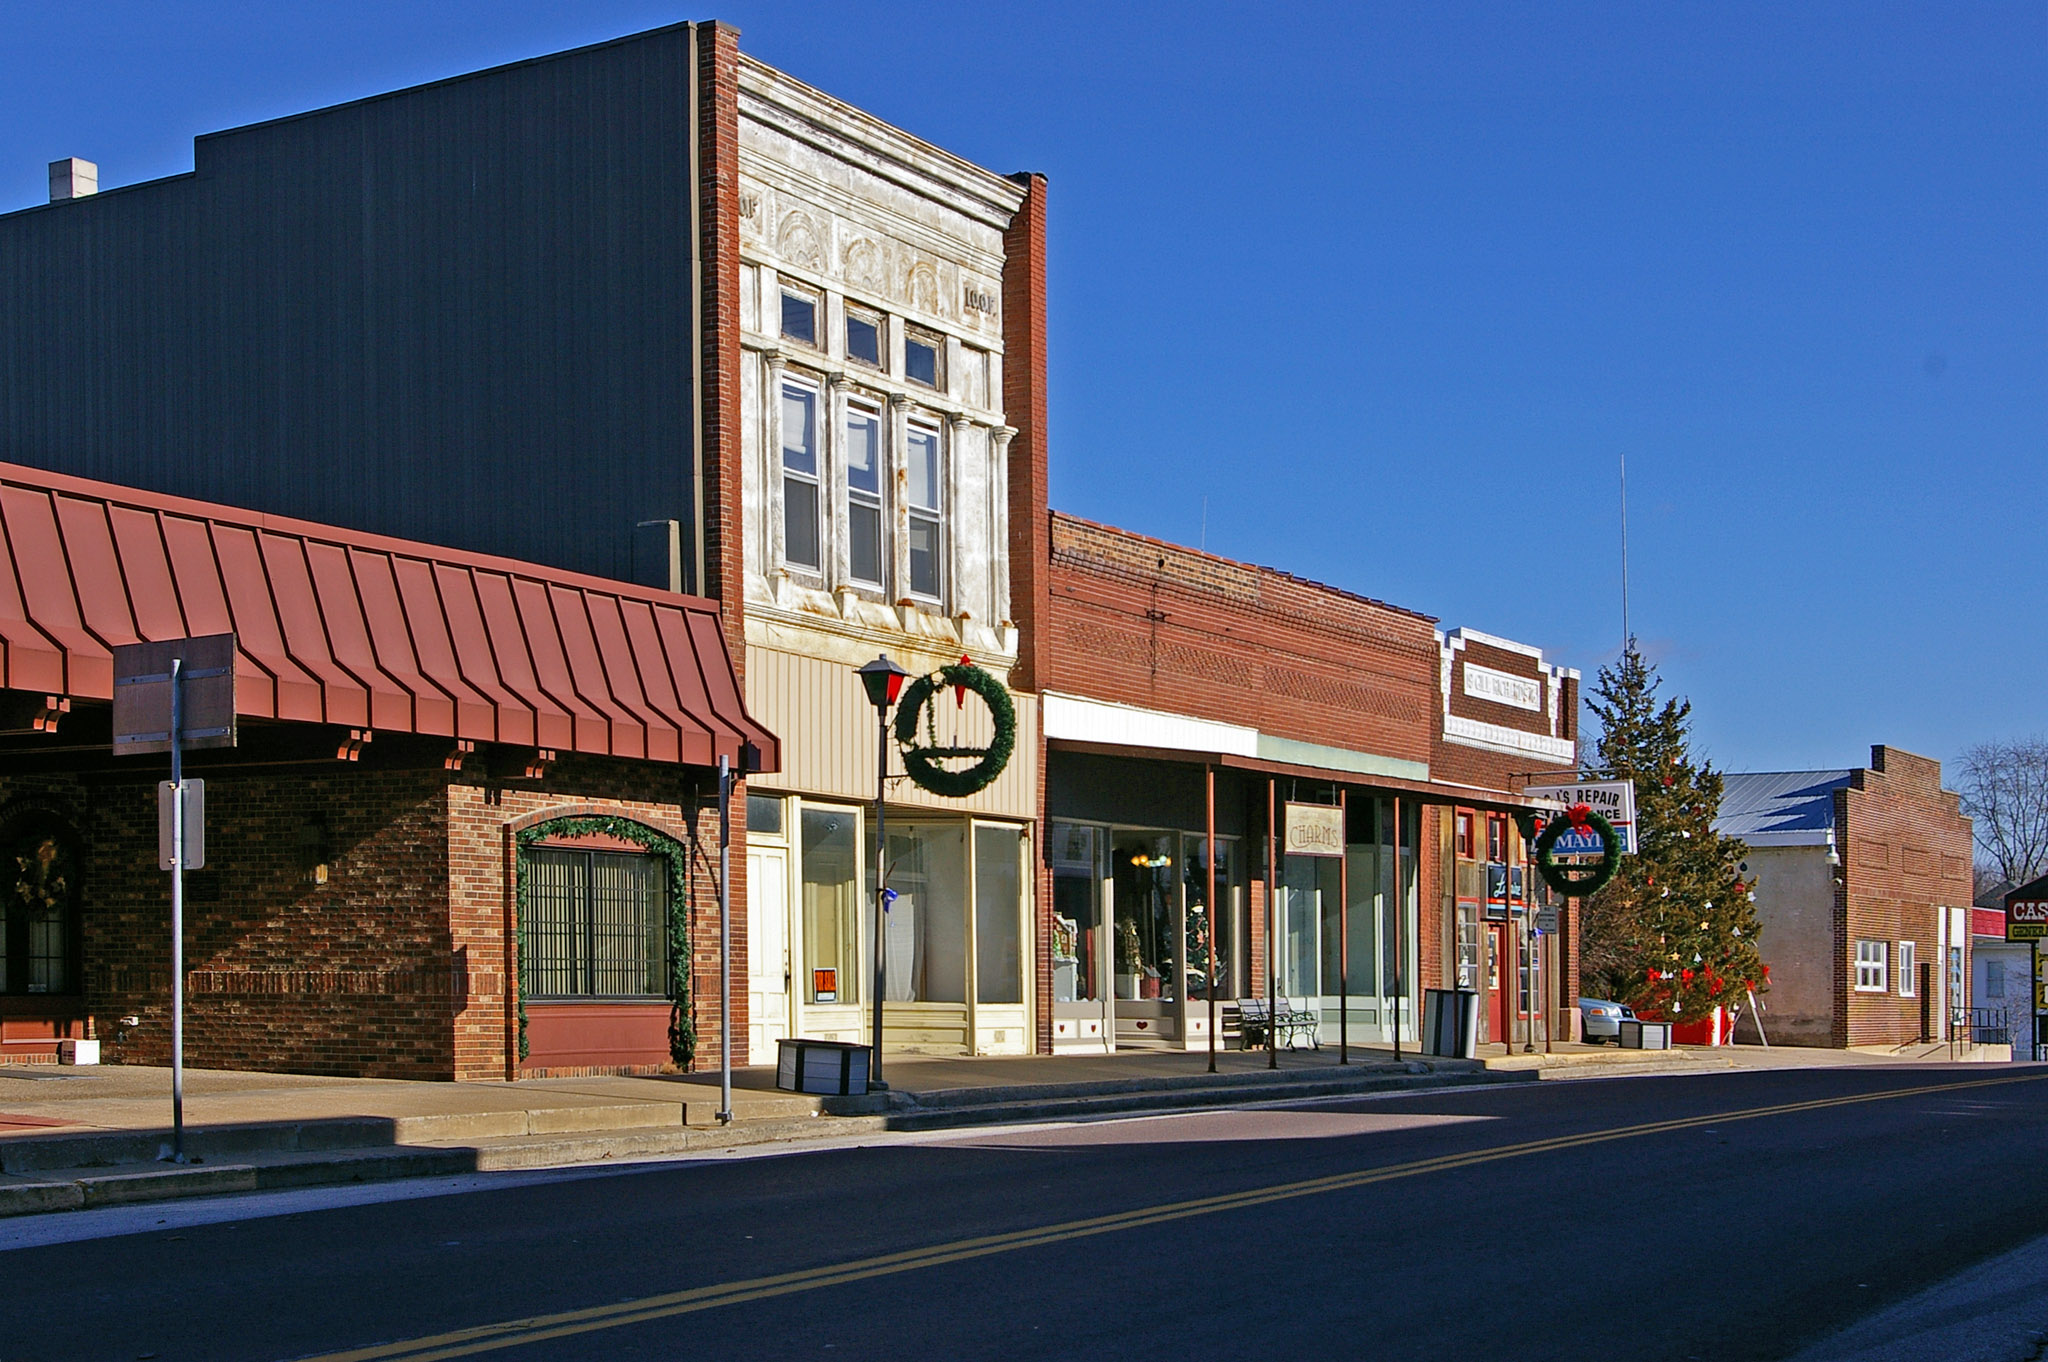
1234 996 1321 1050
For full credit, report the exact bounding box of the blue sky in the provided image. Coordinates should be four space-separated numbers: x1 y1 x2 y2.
5 2 2042 775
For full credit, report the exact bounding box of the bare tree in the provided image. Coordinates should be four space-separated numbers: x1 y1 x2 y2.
1956 738 2048 887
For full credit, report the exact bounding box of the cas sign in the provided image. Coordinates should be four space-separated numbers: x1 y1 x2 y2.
1524 779 1637 855
2007 897 2048 942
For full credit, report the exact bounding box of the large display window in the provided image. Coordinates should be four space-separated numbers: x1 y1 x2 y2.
974 825 1025 1005
801 807 862 1005
883 821 968 1003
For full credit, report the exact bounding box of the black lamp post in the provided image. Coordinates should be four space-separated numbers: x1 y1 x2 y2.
856 653 910 1090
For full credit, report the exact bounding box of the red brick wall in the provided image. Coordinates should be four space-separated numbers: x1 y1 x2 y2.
1 756 727 1082
1837 746 1975 1048
1046 515 1440 766
696 20 750 1058
1003 173 1050 695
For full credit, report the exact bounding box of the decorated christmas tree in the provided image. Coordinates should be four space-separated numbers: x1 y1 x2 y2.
1580 641 1767 1019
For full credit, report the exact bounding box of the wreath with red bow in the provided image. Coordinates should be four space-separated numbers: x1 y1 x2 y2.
893 659 1017 799
1532 803 1621 897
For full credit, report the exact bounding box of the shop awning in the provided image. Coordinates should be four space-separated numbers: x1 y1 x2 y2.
0 460 778 771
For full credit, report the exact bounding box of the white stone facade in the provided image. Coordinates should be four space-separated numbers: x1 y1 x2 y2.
737 57 1024 684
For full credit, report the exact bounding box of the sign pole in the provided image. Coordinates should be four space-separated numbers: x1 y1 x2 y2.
1205 766 1217 1075
168 656 186 1163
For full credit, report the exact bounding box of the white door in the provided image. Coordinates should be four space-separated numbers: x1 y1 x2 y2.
747 846 790 1064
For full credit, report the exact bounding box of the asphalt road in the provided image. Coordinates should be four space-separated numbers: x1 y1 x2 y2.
6 1065 2048 1362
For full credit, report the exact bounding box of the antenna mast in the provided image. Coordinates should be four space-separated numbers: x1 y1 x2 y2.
1619 452 1631 649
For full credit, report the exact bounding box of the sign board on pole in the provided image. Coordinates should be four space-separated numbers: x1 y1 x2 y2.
157 780 205 870
1283 802 1344 858
113 634 237 755
1524 779 1637 854
2007 877 2048 942
1535 907 1561 932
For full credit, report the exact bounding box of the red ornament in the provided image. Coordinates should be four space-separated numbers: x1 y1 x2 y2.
1762 964 1771 977
953 654 974 708
1681 968 1695 984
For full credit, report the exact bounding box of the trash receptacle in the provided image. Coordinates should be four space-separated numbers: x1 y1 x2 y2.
775 1038 872 1095
1618 1019 1672 1050
1422 988 1480 1059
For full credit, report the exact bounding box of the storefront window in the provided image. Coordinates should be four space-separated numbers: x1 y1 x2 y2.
884 822 967 1003
1112 833 1178 1003
974 825 1024 1005
801 807 861 1005
1456 903 1481 990
523 847 670 999
1050 823 1101 1004
3 817 78 995
1343 843 1381 1006
1182 835 1237 1000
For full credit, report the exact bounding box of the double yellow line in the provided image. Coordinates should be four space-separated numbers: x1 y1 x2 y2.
302 1071 2045 1362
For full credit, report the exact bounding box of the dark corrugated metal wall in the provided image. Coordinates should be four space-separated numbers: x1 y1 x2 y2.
0 26 696 591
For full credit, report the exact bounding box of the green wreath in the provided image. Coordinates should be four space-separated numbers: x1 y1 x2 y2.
1533 806 1621 898
893 662 1017 799
514 816 693 1068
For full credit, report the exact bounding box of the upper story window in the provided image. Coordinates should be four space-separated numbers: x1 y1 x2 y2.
780 288 819 348
1486 814 1508 863
1455 811 1475 861
904 328 943 390
845 309 882 368
906 422 943 600
780 381 821 572
844 403 884 587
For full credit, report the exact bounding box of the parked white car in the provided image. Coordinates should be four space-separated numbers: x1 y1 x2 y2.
1578 998 1636 1042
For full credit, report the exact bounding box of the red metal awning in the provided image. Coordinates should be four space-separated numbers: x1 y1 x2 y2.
0 461 778 771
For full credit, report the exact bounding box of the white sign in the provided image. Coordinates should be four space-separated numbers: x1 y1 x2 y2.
1524 779 1637 855
157 779 205 870
1284 802 1344 858
1463 662 1542 712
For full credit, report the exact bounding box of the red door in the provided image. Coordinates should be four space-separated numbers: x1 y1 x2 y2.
1486 922 1509 1042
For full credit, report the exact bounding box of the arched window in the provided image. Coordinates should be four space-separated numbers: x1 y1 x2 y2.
3 814 81 996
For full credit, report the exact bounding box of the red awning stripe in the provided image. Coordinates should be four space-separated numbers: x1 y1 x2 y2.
0 460 778 771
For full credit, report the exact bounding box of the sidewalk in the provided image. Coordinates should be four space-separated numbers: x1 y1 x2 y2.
0 1039 2001 1219
0 1046 1504 1217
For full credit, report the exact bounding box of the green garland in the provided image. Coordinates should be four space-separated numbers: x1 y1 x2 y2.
1533 806 1622 898
513 815 694 1067
893 662 1017 799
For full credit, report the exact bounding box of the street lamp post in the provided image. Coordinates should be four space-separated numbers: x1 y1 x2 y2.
856 654 910 1091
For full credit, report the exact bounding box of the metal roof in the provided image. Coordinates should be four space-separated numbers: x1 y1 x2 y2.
1714 770 1853 846
0 460 777 770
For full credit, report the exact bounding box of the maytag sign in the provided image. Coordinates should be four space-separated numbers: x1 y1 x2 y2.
1523 779 1637 855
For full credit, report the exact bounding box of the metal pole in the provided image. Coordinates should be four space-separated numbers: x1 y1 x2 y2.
1391 794 1403 1063
1205 766 1217 1075
1542 905 1552 1055
1338 788 1348 1064
717 755 733 1125
169 656 186 1163
1267 779 1278 1070
870 708 888 1089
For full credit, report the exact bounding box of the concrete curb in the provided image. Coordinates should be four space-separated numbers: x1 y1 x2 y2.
0 1063 1521 1219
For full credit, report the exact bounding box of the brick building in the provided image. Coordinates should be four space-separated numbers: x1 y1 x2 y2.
1714 747 1975 1048
0 21 1049 1076
0 463 773 1078
1033 514 1577 1055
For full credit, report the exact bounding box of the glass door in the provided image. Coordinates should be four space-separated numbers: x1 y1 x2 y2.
1111 830 1180 1044
1050 822 1111 1050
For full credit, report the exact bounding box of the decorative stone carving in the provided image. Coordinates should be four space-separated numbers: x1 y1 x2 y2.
843 238 884 291
777 210 823 270
906 261 939 315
